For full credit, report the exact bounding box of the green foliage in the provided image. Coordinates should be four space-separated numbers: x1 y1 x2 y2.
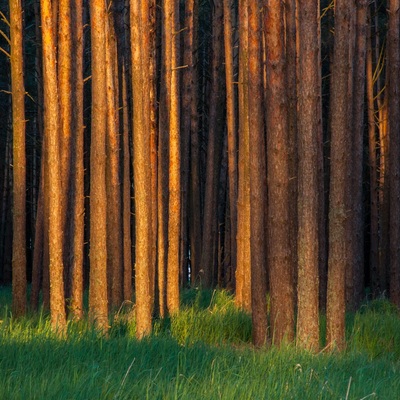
0 289 400 399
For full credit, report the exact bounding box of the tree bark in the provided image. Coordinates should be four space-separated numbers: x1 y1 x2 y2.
236 0 251 312
89 0 109 332
296 0 321 351
10 0 27 317
41 0 67 332
248 0 267 347
264 0 295 345
326 0 352 350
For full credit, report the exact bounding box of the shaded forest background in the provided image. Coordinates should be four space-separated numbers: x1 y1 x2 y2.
0 0 399 350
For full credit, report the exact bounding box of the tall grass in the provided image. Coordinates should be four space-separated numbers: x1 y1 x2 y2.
0 286 399 399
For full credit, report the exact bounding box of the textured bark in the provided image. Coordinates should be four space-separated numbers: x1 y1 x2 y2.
41 0 67 332
121 65 132 302
388 0 400 308
148 0 158 305
10 0 27 317
158 0 170 317
89 0 109 332
327 0 352 350
223 0 238 278
69 0 85 320
167 0 181 313
200 2 225 288
131 0 153 335
236 0 251 312
58 0 73 294
350 0 368 309
264 0 295 344
105 13 123 309
296 0 321 351
248 0 267 347
285 0 298 306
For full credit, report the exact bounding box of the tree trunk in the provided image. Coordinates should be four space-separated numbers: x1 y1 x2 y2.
166 0 181 313
236 0 251 312
350 0 368 309
248 0 267 347
69 0 85 320
296 0 321 351
131 0 153 336
223 0 238 279
89 0 109 332
105 11 123 309
264 0 295 345
41 0 67 332
10 0 27 317
326 0 352 350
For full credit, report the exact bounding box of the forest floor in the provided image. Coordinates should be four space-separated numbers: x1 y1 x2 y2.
0 288 399 399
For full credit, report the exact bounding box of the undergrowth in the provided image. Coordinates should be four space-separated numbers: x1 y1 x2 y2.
0 287 399 399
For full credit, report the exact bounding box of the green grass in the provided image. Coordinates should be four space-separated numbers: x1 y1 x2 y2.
0 287 399 399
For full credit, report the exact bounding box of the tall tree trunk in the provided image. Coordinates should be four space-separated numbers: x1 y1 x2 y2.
131 0 153 336
69 0 85 320
326 0 352 350
89 0 109 332
296 0 321 351
121 64 132 302
388 0 400 308
105 11 123 309
10 0 27 317
158 0 170 316
236 0 251 311
223 0 238 279
41 0 67 332
350 0 368 309
248 0 267 347
166 0 181 313
264 0 295 345
58 0 73 301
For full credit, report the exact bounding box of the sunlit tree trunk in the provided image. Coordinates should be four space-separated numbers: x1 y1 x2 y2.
166 0 181 313
327 0 352 350
69 0 85 320
236 0 251 312
58 0 73 301
10 0 27 317
89 0 109 332
158 0 170 316
41 0 67 332
131 0 153 335
223 0 238 279
296 0 321 351
264 0 295 345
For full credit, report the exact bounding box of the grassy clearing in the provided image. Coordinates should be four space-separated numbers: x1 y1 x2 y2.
0 287 399 399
